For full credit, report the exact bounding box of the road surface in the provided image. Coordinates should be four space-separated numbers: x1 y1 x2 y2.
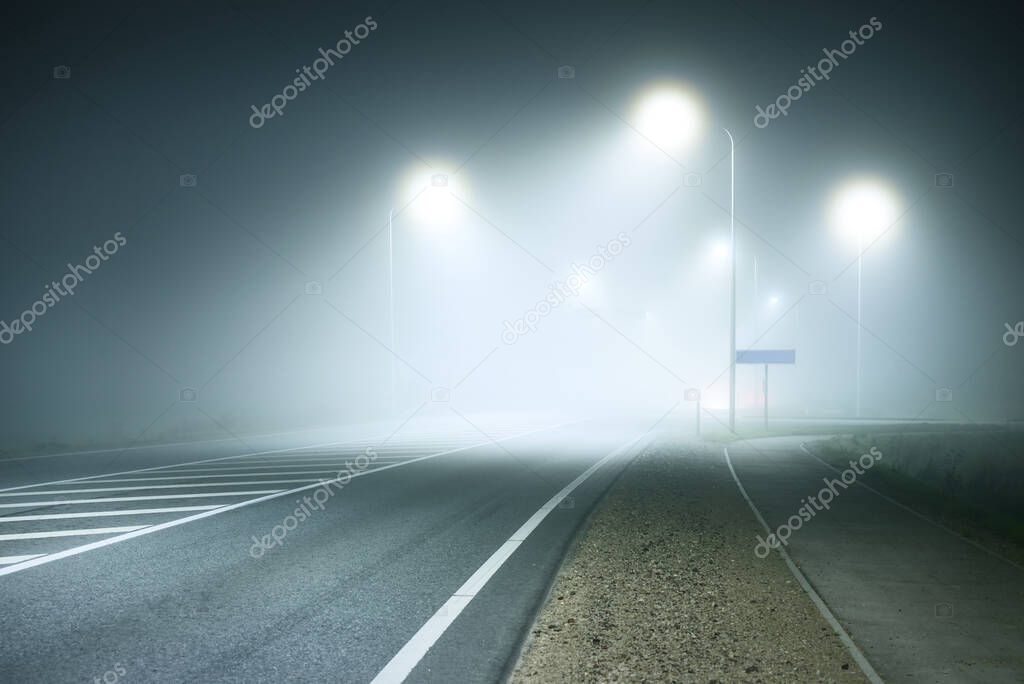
0 419 647 683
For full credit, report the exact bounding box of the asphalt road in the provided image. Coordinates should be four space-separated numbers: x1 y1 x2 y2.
0 419 648 683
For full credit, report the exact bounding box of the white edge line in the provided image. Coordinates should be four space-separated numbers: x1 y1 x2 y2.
799 442 1024 573
369 432 648 684
723 447 884 684
0 423 574 578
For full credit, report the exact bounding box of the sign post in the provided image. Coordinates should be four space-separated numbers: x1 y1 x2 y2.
684 388 701 436
736 349 796 430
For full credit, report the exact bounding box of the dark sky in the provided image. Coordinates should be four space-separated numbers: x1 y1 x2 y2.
2 1 1023 449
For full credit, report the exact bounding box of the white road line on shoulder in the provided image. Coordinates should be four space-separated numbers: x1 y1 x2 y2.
369 432 646 684
0 423 571 578
0 490 284 507
0 526 149 541
0 506 223 522
723 447 884 684
0 555 45 564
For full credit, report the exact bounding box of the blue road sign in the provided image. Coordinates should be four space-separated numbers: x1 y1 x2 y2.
736 349 796 364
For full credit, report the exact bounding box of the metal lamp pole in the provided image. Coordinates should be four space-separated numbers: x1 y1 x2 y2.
856 235 863 419
725 128 736 433
387 208 396 416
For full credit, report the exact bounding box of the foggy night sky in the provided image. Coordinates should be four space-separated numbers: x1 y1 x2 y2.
1 1 1023 449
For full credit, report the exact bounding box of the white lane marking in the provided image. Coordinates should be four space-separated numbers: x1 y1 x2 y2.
73 471 372 483
0 423 571 578
0 424 376 463
0 506 223 522
0 433 412 494
0 554 45 564
168 455 415 465
369 433 645 684
0 480 325 496
242 454 410 461
0 422 462 465
723 447 884 684
0 491 284 507
143 461 410 473
0 525 149 541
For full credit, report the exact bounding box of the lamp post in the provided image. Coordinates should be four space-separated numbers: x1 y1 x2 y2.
634 84 737 431
387 208 396 416
831 178 898 419
725 128 736 432
387 171 460 416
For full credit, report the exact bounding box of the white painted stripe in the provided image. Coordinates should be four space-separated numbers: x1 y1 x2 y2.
0 490 283 507
152 461 409 473
0 555 44 564
723 447 884 684
369 432 646 684
0 506 222 522
0 421 541 494
245 453 395 460
151 460 408 471
172 457 413 467
0 423 384 463
77 471 370 483
0 525 148 541
0 423 573 577
0 480 324 496
199 458 407 471
0 435 403 494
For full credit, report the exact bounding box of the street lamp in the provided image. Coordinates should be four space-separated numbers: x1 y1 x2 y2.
830 178 898 419
388 170 462 415
634 84 703 151
634 84 737 431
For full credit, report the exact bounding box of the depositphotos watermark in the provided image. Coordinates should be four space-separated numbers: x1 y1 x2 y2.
92 662 127 684
249 16 379 128
501 232 632 344
1 232 127 346
754 446 882 558
1004 321 1023 347
754 16 882 129
248 447 378 557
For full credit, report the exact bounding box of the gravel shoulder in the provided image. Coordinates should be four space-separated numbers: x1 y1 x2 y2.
509 442 867 683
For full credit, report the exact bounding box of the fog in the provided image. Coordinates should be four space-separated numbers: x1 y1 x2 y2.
2 1 1022 451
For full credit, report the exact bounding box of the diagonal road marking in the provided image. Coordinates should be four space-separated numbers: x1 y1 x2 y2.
0 422 573 578
0 526 150 542
0 506 222 522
